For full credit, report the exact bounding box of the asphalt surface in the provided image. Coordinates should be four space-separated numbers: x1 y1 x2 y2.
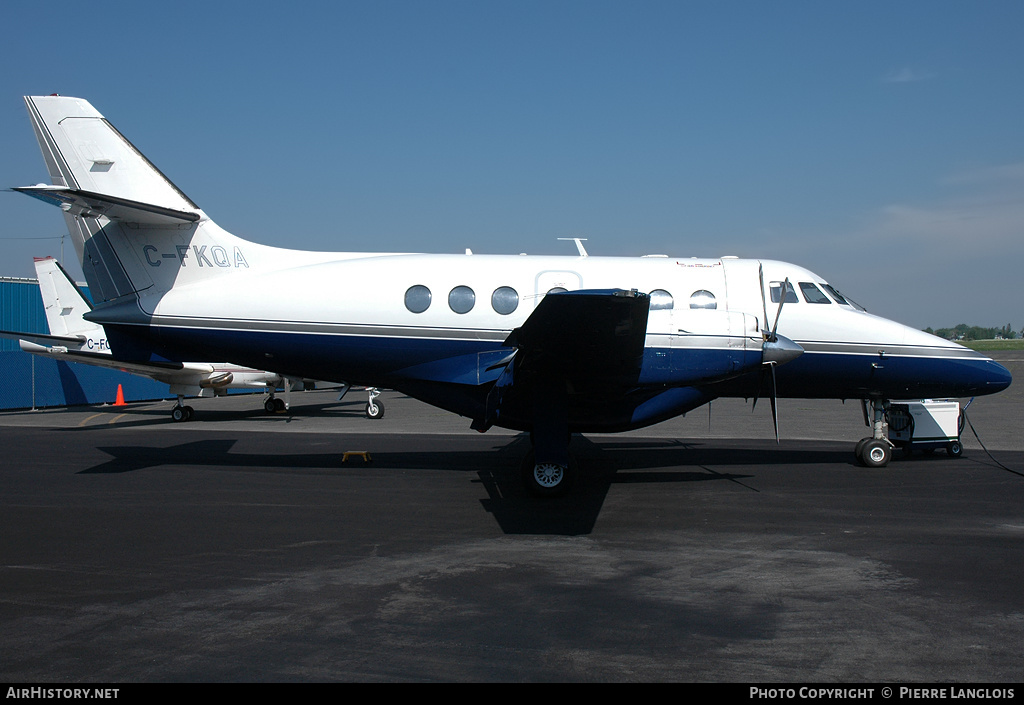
0 352 1022 682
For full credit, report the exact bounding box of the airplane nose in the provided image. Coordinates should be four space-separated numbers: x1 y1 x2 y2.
979 357 1012 394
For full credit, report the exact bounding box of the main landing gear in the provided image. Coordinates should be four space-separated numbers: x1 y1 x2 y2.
171 395 195 422
263 395 287 413
520 448 576 497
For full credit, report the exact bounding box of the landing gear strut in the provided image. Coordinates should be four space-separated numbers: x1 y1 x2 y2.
855 399 894 467
336 385 385 419
520 378 574 497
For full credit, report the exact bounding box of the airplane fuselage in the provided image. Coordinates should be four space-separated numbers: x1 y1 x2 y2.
89 247 1010 432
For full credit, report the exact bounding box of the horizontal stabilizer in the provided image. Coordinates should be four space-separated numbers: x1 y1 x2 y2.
17 339 188 374
14 185 200 226
0 329 86 347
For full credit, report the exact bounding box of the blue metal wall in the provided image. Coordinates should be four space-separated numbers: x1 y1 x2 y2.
0 277 171 410
0 277 45 353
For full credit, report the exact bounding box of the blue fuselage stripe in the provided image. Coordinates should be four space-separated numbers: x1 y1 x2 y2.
105 324 1011 403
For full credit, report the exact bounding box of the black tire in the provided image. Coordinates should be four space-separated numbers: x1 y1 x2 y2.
264 398 277 413
184 405 194 421
860 439 892 468
274 397 286 412
171 406 188 422
854 438 870 465
947 440 963 458
365 398 385 419
520 450 574 497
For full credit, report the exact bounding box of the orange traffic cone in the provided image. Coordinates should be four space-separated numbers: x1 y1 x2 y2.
114 384 126 406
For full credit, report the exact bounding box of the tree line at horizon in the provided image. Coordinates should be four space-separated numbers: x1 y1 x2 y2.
924 323 1019 341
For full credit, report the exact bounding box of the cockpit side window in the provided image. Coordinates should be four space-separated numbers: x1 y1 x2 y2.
821 284 848 305
769 281 798 304
799 282 831 304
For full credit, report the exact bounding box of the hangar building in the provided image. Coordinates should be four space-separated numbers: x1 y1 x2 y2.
0 275 167 410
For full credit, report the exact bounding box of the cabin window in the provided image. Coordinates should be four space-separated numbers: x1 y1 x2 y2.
799 282 831 304
689 290 717 310
404 285 432 314
448 286 476 314
491 286 519 315
769 281 798 304
649 289 674 311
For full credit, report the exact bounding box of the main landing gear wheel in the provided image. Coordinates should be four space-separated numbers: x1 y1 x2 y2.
171 405 194 422
947 440 963 458
857 438 892 468
264 397 286 413
520 450 575 498
365 398 385 419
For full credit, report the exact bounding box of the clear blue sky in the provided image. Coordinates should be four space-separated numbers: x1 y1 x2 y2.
2 0 1022 330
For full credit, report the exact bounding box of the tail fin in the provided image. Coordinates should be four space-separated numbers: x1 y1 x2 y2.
23 95 198 212
33 256 104 341
16 96 254 308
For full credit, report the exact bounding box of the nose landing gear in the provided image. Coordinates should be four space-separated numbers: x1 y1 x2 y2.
855 399 895 467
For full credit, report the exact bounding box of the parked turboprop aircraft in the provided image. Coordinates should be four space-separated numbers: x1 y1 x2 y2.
14 95 1011 495
0 255 374 421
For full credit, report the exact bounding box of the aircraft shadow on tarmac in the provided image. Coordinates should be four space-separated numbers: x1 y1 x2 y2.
75 432 863 536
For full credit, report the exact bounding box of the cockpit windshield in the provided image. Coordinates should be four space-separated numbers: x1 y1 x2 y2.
799 282 831 304
822 283 866 311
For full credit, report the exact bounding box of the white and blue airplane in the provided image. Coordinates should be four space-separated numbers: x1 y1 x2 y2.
0 255 368 421
14 95 1011 495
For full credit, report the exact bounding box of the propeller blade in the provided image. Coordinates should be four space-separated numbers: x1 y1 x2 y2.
759 264 767 331
769 361 780 443
771 277 789 340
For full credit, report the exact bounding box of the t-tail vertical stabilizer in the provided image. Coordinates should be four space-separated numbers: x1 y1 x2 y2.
15 95 265 311
33 256 103 343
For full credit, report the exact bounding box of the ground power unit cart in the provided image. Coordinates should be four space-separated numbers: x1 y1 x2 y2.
886 400 965 457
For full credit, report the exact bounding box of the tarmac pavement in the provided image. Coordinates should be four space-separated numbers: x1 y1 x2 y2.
0 352 1021 682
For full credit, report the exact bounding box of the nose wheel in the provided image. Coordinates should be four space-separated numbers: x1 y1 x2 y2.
856 437 892 467
854 399 894 467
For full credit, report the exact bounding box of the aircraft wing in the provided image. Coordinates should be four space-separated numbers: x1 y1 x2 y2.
16 339 190 376
13 185 200 226
504 288 650 388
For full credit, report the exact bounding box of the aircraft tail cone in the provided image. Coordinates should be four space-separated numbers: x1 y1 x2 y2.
114 384 126 406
